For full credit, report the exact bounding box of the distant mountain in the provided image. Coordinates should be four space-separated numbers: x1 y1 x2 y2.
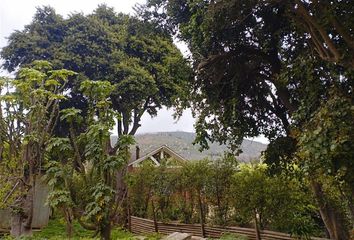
111 131 267 162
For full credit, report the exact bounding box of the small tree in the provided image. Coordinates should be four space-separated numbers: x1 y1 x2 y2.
126 162 157 219
127 161 182 222
231 164 318 239
181 159 211 236
206 154 237 225
0 61 73 236
46 80 134 240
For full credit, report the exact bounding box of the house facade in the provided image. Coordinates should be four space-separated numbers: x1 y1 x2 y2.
128 145 187 168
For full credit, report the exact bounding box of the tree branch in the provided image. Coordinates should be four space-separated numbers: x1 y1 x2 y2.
68 125 85 174
128 109 141 136
117 119 122 137
122 111 130 135
295 0 341 62
330 15 354 51
73 208 97 231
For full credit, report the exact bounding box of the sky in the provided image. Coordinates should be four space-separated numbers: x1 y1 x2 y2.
0 0 268 143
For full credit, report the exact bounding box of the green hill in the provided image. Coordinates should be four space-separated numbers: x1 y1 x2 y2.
111 131 267 162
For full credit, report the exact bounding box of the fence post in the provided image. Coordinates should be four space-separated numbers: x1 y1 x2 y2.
200 222 205 238
127 207 131 232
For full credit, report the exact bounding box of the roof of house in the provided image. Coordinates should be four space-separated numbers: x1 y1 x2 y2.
128 144 187 167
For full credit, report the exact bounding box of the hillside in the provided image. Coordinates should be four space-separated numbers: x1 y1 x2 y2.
112 131 267 162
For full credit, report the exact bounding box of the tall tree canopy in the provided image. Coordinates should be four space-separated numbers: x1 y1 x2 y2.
138 0 352 148
138 0 353 239
1 5 192 137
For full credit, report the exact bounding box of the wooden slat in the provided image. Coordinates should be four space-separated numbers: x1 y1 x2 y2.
130 216 330 240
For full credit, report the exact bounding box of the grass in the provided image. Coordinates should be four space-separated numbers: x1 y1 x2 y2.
0 218 162 240
218 233 249 240
0 219 249 240
31 218 93 239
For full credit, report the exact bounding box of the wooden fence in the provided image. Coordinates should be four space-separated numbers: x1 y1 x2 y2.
130 216 328 240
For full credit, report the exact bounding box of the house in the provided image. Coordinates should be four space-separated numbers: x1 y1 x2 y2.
128 145 187 168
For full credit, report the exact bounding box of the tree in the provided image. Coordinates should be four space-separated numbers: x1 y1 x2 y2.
127 157 322 238
0 61 74 236
138 0 353 238
138 0 298 149
287 0 354 69
45 79 135 240
180 160 211 237
205 154 237 225
231 164 318 239
295 87 354 237
126 162 157 219
138 0 352 147
1 7 191 237
1 5 192 138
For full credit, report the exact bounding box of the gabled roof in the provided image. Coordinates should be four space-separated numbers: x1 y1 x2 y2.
128 145 187 167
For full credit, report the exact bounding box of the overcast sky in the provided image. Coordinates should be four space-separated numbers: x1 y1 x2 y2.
0 0 268 143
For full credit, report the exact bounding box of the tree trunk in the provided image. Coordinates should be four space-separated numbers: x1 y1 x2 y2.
254 209 261 240
216 188 223 225
23 174 36 235
10 213 24 237
100 221 111 240
64 208 74 238
127 205 132 232
114 168 128 224
197 192 205 237
311 180 349 240
11 175 36 237
151 200 158 233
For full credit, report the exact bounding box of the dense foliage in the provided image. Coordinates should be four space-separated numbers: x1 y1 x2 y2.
127 157 322 238
1 6 191 239
1 1 353 239
138 0 354 238
138 0 353 148
0 61 74 236
1 5 192 137
45 79 135 239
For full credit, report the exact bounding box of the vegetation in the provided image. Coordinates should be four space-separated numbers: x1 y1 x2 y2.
1 5 192 137
1 218 161 240
127 156 322 238
219 233 248 240
0 62 135 239
0 0 353 240
138 0 354 239
45 79 136 239
0 5 191 240
0 61 74 236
